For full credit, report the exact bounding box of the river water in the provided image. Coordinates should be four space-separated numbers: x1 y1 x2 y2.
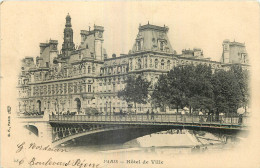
66 129 239 155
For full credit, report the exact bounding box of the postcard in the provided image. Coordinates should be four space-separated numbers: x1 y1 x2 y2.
1 1 260 168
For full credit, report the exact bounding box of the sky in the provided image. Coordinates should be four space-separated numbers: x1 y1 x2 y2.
1 1 260 61
1 1 260 107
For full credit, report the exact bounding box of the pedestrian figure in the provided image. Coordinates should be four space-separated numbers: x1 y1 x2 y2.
239 114 243 124
120 109 123 119
199 110 203 122
151 110 155 120
146 109 150 120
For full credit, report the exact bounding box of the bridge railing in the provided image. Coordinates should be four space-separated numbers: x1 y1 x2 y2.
49 114 248 126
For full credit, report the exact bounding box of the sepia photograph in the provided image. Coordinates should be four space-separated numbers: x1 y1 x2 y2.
1 1 260 168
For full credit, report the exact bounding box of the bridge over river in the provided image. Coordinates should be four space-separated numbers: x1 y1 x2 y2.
19 113 249 147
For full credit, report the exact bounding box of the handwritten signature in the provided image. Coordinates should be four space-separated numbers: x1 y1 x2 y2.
16 142 68 153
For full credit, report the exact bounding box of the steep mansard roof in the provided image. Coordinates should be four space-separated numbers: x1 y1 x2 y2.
130 24 175 54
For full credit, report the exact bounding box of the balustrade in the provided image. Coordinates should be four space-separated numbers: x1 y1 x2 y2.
49 113 248 126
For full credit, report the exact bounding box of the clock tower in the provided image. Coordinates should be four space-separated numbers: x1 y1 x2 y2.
61 13 75 57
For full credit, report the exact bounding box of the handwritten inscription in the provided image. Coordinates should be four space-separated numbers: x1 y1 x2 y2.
14 157 100 168
16 142 68 153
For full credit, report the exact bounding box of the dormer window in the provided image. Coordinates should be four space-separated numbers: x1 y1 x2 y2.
160 41 164 51
137 41 141 51
138 59 142 69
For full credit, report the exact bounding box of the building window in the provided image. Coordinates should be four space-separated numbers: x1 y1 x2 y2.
88 66 91 73
138 59 142 69
113 84 115 92
167 60 171 69
88 85 92 92
83 66 86 74
130 59 133 70
74 83 77 93
64 84 67 93
145 57 147 68
161 59 165 69
155 59 158 68
160 41 164 51
137 41 141 51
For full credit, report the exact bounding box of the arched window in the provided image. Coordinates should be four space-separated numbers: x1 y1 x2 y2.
79 66 82 74
83 66 86 74
155 59 158 69
161 59 165 69
167 60 171 69
138 59 142 69
150 58 153 67
145 57 147 68
88 66 91 73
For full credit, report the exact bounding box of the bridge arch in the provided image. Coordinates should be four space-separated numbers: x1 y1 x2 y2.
52 125 169 147
24 125 39 136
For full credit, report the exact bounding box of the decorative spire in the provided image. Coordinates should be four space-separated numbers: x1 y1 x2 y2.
65 13 72 27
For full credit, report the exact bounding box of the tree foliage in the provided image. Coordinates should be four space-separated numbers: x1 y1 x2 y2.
151 64 249 114
118 75 151 109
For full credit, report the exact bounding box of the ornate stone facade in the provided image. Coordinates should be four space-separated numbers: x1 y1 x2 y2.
17 14 249 115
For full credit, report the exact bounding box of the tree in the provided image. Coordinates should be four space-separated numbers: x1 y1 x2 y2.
188 64 214 113
151 64 249 115
151 74 170 109
211 69 242 114
152 66 194 113
230 65 250 112
118 75 151 112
